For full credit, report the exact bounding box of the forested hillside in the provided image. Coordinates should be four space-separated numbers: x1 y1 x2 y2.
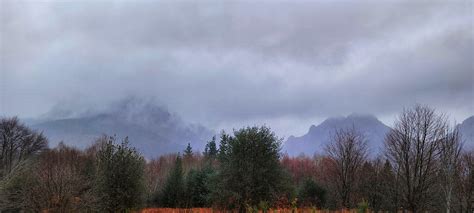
0 105 472 212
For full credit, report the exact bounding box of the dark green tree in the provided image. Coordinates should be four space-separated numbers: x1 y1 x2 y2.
203 136 218 160
94 136 145 212
159 155 185 207
184 143 193 159
298 179 326 208
213 126 291 210
185 166 214 207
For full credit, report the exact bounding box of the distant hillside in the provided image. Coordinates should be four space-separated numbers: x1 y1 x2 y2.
284 114 391 156
31 98 213 158
458 116 474 149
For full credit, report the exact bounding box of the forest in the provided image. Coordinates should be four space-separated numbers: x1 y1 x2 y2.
0 105 472 212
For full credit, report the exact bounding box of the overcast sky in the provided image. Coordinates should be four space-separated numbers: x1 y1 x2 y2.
1 0 473 137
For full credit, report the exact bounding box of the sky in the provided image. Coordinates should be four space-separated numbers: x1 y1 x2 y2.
1 0 473 138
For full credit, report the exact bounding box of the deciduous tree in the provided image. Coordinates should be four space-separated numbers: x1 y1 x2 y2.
0 117 47 177
385 105 447 212
325 127 367 208
439 127 462 213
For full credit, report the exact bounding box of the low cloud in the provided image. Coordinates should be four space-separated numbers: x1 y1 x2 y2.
1 0 472 136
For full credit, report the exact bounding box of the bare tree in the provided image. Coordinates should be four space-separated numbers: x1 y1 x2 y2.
325 127 368 208
0 117 48 177
35 143 95 211
144 153 178 203
0 143 96 212
439 127 462 213
385 105 447 212
456 150 474 212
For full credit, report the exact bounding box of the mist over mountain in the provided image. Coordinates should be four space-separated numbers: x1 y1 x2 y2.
284 114 391 157
458 116 474 149
284 114 474 156
31 98 213 158
28 96 473 159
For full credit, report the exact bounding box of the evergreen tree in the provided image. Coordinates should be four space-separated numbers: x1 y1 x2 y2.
184 143 193 159
95 136 145 212
213 126 291 210
203 136 218 159
159 155 185 207
185 167 214 207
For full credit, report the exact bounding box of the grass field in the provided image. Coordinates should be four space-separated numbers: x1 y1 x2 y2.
141 208 365 213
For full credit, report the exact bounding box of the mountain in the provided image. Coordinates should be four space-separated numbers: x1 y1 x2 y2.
31 98 213 158
458 116 474 149
284 114 391 156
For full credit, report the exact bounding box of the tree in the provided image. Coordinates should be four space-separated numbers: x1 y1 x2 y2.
0 117 47 177
325 127 367 208
456 150 474 212
281 155 318 186
297 178 326 208
214 126 291 210
0 158 38 211
184 143 193 159
203 136 218 160
158 155 185 207
94 136 145 212
385 105 447 212
0 143 96 212
439 127 462 213
185 167 213 207
378 159 399 212
358 158 396 212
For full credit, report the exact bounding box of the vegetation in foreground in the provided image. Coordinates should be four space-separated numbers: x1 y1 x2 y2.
0 105 472 212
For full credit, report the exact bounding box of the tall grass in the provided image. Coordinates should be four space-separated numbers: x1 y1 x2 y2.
140 208 380 213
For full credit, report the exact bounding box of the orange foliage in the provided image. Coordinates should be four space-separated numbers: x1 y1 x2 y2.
281 154 334 186
141 208 367 213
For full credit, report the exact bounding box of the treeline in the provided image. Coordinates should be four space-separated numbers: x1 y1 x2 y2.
0 105 472 212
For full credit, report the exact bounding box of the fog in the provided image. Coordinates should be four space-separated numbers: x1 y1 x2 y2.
1 0 472 137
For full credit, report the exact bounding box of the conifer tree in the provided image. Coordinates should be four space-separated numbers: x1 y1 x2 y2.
159 155 185 207
184 143 193 159
213 126 291 210
95 136 145 212
203 136 218 159
185 168 212 207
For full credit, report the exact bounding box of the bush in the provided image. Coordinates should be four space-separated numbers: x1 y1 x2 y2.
297 179 326 208
357 199 369 213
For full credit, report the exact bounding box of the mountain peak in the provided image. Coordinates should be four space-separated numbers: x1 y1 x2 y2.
461 115 474 125
347 113 377 120
285 114 390 157
32 98 213 158
308 124 318 132
458 115 474 149
317 113 380 130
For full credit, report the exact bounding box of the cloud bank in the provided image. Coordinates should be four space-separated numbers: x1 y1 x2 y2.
1 0 472 136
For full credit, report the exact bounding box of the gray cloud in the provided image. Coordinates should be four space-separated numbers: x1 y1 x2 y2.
1 0 473 137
